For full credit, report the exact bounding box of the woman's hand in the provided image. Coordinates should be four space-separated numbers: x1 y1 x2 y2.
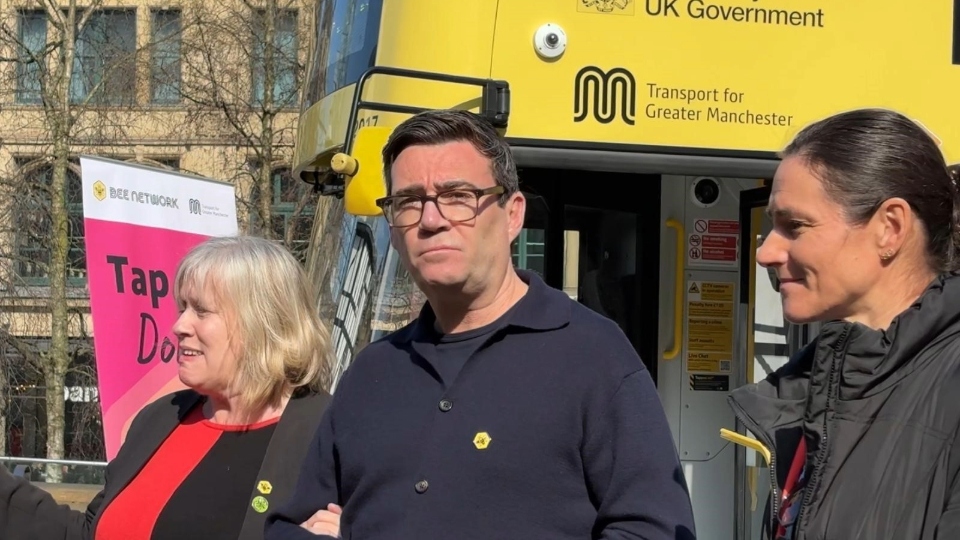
299 503 342 537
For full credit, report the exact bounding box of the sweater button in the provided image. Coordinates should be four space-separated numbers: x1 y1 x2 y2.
439 399 453 412
415 480 429 494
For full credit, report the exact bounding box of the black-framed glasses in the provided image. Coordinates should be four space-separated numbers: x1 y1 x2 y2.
375 186 506 227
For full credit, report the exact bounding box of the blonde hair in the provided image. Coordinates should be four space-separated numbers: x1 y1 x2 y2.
174 235 332 416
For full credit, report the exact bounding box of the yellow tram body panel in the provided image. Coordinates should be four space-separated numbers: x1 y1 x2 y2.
294 0 960 187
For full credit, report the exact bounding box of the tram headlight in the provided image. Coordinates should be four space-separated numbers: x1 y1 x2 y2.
534 23 566 59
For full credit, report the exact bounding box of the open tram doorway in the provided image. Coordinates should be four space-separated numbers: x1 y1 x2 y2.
512 168 662 382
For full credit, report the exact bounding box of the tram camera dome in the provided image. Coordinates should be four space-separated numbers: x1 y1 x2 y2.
691 177 721 207
534 23 566 59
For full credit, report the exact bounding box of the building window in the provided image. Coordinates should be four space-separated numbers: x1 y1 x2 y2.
251 9 298 107
13 159 86 286
15 10 47 104
271 167 314 262
248 164 315 262
71 9 137 105
152 157 180 171
150 9 181 104
131 157 180 171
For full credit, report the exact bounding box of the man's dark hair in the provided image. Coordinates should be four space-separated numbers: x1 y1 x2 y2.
381 109 518 204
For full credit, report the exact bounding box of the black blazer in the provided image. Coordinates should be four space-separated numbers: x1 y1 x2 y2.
0 388 330 540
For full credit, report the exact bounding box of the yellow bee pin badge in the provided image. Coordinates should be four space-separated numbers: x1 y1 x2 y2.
473 432 492 450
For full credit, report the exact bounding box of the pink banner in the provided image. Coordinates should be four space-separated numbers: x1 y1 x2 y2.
81 157 237 460
85 219 207 456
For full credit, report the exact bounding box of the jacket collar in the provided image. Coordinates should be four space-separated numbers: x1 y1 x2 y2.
729 271 960 443
238 390 330 539
402 268 571 343
840 271 960 398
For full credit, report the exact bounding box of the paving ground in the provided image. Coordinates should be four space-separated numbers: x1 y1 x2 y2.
34 482 102 510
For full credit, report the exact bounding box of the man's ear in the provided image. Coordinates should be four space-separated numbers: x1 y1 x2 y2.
506 191 526 243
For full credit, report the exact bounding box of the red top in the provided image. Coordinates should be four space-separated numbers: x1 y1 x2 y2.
775 437 808 540
95 405 280 540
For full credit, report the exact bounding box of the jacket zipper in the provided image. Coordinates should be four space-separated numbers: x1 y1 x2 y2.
729 399 780 519
794 325 850 533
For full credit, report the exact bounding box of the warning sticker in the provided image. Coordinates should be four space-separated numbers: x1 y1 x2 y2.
687 352 733 373
688 219 740 267
689 374 730 392
702 235 737 249
688 318 733 336
686 280 735 377
699 282 734 302
706 220 740 234
689 300 731 318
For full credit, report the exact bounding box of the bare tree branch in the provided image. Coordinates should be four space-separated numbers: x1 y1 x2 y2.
177 0 315 248
0 0 319 479
0 0 175 478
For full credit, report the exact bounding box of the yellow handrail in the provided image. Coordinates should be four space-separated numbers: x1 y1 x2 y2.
664 218 684 360
720 428 772 466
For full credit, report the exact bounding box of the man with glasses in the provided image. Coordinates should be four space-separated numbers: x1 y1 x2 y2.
265 109 695 540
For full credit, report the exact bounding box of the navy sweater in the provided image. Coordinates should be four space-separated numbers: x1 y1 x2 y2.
265 271 696 539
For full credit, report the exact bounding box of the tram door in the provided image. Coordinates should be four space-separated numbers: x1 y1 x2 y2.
513 168 663 377
733 186 818 540
514 170 814 540
656 175 814 539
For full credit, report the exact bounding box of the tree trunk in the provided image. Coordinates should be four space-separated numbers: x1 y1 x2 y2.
42 360 67 481
23 393 38 457
258 0 278 238
42 1 81 483
45 141 72 483
0 356 7 456
258 157 273 238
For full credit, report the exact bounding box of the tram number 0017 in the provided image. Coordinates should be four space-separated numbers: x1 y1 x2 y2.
355 115 379 130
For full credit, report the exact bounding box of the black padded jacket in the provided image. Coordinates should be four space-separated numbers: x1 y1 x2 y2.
729 272 960 539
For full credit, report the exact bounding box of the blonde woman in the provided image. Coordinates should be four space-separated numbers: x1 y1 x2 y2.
1 235 333 540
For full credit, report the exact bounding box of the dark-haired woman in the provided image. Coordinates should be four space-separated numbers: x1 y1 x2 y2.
729 108 960 539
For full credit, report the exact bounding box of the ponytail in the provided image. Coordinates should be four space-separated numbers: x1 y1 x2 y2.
948 164 960 271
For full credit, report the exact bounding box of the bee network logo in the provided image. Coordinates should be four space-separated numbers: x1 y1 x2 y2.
93 180 107 201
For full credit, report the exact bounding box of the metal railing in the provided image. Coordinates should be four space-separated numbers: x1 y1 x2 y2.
1 456 107 484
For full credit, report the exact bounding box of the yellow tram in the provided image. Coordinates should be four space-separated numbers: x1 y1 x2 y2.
295 1 960 537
